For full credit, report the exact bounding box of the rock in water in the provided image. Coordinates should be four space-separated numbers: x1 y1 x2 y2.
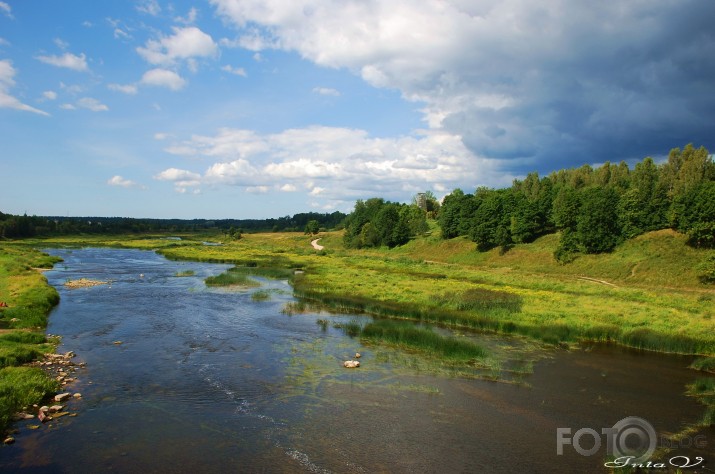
343 360 360 368
54 393 71 402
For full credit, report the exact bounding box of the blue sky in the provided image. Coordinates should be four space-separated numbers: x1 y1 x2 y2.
1 1 714 219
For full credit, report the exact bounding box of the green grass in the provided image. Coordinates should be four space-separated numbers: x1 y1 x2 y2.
17 227 715 356
251 290 271 301
175 269 195 277
0 367 59 429
691 357 715 373
360 319 487 362
0 246 61 433
204 269 260 288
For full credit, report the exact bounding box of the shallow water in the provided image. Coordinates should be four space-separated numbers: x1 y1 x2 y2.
0 248 712 473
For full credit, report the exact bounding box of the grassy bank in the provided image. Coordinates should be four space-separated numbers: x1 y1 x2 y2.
0 245 62 433
17 227 715 356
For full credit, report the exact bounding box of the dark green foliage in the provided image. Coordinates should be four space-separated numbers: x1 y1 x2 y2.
304 220 320 235
576 187 622 253
0 331 46 344
0 210 347 238
696 254 715 284
343 199 424 249
431 144 714 263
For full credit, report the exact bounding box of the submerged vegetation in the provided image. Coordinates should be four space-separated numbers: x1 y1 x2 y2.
204 268 260 288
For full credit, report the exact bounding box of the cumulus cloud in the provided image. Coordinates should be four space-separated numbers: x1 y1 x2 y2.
43 90 58 100
137 26 217 66
0 60 49 116
140 68 186 90
156 125 512 201
35 52 89 72
210 0 715 174
155 167 202 193
108 175 145 189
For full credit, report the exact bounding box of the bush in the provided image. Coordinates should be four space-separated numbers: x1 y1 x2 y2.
696 254 715 284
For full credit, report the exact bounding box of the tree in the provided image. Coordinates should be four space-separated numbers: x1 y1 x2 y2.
576 187 621 253
304 220 320 235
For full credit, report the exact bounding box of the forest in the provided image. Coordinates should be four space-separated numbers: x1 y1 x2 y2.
0 211 347 239
435 144 714 262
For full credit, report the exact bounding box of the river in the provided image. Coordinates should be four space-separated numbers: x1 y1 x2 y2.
0 248 712 473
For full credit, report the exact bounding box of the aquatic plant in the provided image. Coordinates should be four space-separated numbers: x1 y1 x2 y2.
360 319 486 361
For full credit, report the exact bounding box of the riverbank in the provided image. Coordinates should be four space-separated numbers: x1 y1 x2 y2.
0 245 65 435
11 228 715 356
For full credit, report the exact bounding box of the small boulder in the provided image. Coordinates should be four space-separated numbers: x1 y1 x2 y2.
49 405 64 413
3 437 14 445
73 393 82 399
54 393 71 402
343 360 360 368
355 352 361 359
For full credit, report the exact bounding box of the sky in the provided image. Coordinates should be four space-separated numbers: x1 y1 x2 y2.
1 1 714 219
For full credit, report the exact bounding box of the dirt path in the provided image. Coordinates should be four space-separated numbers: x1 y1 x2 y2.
311 238 324 251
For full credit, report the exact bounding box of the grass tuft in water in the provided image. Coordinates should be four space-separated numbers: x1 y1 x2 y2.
251 290 271 301
691 357 715 373
360 319 487 361
205 270 260 288
175 270 195 277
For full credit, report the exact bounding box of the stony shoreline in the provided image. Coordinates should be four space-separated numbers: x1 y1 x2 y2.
3 348 86 445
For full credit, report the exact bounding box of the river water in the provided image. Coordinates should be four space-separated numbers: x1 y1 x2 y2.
0 248 712 473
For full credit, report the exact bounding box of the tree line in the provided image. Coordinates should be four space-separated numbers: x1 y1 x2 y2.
438 144 714 261
342 198 430 248
0 211 347 239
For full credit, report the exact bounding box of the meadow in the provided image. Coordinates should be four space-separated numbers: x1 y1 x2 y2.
15 225 714 357
0 245 62 431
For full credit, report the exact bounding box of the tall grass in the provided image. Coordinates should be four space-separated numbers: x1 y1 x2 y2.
204 270 260 288
360 319 487 361
0 367 59 429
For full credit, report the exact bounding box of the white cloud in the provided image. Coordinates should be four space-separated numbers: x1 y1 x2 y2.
59 103 76 110
114 28 132 40
43 90 58 100
140 68 186 91
35 52 89 72
209 0 715 174
0 60 49 116
136 0 161 16
137 26 217 66
221 65 247 77
154 167 202 193
312 87 340 97
108 83 138 95
108 175 145 189
53 38 69 50
0 2 13 19
154 132 171 140
0 38 9 46
77 97 109 112
246 186 269 194
175 7 198 24
156 125 512 202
